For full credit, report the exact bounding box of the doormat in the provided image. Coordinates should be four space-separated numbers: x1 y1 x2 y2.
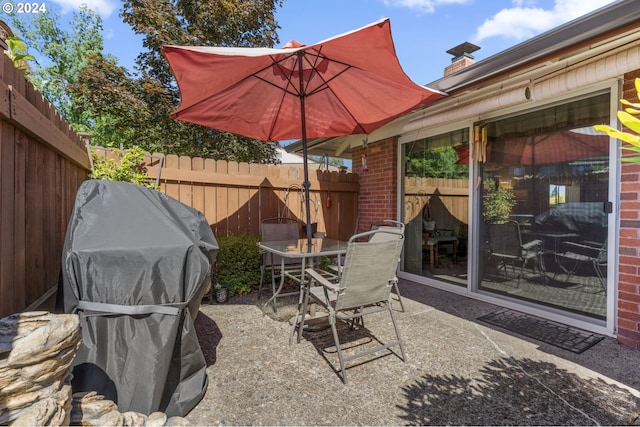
478 308 604 354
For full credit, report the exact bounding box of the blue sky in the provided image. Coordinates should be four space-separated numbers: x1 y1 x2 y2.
7 0 618 86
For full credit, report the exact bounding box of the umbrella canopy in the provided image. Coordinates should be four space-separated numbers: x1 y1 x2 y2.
487 127 609 166
162 18 445 243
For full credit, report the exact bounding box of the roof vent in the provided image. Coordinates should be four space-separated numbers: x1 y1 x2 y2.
444 42 480 76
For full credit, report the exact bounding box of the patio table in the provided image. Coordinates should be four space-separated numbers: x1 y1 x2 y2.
258 238 348 314
425 235 458 273
525 231 581 282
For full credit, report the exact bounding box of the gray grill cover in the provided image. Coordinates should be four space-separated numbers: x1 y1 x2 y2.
59 180 217 416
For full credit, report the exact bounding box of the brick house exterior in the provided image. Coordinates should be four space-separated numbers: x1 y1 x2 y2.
286 1 640 350
353 138 397 233
617 71 640 349
354 71 640 351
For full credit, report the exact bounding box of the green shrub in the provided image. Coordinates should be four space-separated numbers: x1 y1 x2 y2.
214 233 262 296
90 146 157 188
482 182 516 224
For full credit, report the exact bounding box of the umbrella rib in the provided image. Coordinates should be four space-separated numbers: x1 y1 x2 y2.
299 46 368 133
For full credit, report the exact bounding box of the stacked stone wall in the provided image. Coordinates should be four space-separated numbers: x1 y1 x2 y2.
0 312 188 426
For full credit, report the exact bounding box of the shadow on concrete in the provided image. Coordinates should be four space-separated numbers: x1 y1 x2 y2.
397 356 639 426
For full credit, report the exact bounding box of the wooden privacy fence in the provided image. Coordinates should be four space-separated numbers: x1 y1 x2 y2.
404 177 469 231
0 54 90 319
146 155 359 241
0 46 359 319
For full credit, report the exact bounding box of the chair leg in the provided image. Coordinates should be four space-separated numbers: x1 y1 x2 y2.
517 259 526 286
290 279 309 345
350 307 364 329
392 280 405 312
270 269 278 312
258 265 266 299
329 315 348 384
388 304 407 362
594 261 607 292
296 281 312 344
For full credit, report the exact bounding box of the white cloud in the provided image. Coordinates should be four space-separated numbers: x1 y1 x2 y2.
49 0 118 17
383 0 472 14
474 0 617 43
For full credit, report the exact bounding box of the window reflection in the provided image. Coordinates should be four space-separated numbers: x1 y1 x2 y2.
402 128 469 286
479 93 610 319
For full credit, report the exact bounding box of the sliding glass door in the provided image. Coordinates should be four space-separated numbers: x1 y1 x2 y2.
401 128 470 287
478 93 611 319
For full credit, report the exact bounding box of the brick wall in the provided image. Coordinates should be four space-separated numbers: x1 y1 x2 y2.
617 71 640 349
353 137 398 233
444 57 475 76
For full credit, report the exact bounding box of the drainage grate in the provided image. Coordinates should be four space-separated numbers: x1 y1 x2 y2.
478 308 605 354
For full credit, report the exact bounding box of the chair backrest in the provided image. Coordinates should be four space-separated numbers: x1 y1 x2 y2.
489 221 523 257
334 229 404 311
369 220 405 243
261 217 299 266
261 217 299 241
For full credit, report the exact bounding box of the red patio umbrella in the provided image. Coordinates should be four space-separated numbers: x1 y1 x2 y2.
487 128 609 166
162 18 445 244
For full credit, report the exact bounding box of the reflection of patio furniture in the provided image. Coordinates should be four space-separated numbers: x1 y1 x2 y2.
296 228 406 383
534 202 608 244
425 234 458 273
258 217 302 311
555 239 607 291
488 221 543 285
527 231 580 274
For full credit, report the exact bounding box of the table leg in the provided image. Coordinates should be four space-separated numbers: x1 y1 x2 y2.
453 240 457 265
263 256 287 312
430 244 435 273
289 274 308 345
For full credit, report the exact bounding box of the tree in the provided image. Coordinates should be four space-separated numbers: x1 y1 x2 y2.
408 146 468 179
11 1 282 163
594 77 640 162
11 7 107 133
4 36 36 74
70 0 283 161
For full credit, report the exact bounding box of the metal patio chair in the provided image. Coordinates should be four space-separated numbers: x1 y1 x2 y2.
258 217 302 310
488 221 543 285
326 220 405 311
368 220 406 311
555 238 607 292
297 228 407 384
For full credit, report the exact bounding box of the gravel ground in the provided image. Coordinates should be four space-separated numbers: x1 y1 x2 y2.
186 280 640 426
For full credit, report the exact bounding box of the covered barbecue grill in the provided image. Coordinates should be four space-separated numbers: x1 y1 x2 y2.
58 180 218 416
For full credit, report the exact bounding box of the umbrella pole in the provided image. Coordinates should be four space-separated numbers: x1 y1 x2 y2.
298 52 313 249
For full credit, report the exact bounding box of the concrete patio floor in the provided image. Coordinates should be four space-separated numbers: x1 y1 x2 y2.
186 279 640 426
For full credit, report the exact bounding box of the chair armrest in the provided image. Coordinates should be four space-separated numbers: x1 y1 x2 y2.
305 268 341 293
522 239 542 250
561 241 602 256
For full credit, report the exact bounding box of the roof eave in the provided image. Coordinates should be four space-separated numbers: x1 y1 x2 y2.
429 0 640 93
